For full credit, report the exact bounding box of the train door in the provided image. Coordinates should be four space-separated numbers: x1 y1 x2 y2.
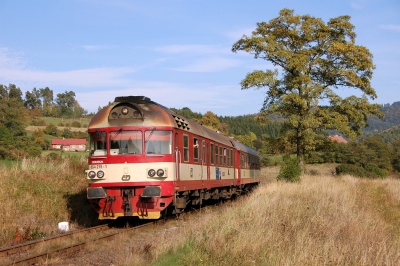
202 140 207 185
235 150 241 185
174 132 180 185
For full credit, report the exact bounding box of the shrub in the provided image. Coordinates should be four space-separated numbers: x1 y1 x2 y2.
260 156 271 167
335 164 387 178
277 156 301 182
30 119 46 126
305 152 325 164
364 163 388 178
71 121 81 128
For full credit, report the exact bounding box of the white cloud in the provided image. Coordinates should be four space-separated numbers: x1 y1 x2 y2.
0 67 138 88
0 47 26 69
379 24 400 31
76 81 264 115
224 27 255 41
169 57 241 72
350 1 364 10
155 44 230 55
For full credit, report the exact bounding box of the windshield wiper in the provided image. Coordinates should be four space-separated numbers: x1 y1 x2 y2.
145 127 156 143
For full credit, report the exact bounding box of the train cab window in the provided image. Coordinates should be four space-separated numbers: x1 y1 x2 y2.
210 143 214 165
89 131 107 156
145 130 172 154
215 145 219 165
193 138 199 162
109 130 142 155
183 135 189 162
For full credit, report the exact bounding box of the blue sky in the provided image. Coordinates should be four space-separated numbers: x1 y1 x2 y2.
0 0 399 116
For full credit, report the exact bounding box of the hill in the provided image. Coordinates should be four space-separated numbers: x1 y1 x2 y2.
364 101 400 136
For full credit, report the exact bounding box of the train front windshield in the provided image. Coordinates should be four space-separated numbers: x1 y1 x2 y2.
89 130 172 156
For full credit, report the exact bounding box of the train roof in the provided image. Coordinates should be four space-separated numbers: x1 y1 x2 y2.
88 96 259 157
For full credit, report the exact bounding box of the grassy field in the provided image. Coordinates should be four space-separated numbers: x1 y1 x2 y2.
147 166 400 265
30 117 90 127
1 161 399 265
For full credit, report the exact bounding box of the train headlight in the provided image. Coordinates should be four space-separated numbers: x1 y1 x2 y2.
88 171 96 179
97 171 105 178
148 169 156 177
157 169 164 177
121 107 129 115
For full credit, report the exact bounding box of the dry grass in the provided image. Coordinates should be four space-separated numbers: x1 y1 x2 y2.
2 162 400 265
0 156 98 245
144 165 400 265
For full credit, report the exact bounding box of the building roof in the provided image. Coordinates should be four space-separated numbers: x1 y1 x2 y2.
51 139 87 145
328 135 348 144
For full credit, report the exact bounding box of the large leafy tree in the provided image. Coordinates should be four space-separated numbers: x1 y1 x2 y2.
55 90 77 117
232 9 383 168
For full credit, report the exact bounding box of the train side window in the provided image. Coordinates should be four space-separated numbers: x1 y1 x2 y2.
219 146 223 166
202 140 206 163
223 148 227 166
194 138 199 163
210 143 214 165
215 145 219 165
183 134 189 162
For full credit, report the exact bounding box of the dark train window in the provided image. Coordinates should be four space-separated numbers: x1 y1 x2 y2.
223 148 227 166
219 146 223 166
183 134 189 162
210 143 214 165
227 149 230 166
215 145 219 165
194 138 199 162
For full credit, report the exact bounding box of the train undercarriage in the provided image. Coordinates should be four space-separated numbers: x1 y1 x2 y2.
88 183 259 220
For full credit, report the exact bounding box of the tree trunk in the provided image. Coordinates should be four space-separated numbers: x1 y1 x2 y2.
297 127 305 172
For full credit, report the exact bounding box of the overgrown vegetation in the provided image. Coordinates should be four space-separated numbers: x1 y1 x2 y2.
277 155 301 182
0 156 100 245
47 166 400 265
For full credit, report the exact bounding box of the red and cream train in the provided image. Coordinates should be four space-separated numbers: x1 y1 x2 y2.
86 96 261 219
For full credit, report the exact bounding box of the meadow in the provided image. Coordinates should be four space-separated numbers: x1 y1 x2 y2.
1 159 399 265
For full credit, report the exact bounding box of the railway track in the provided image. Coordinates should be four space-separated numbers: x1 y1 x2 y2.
0 221 154 266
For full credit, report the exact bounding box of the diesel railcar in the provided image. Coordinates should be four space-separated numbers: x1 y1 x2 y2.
86 96 261 219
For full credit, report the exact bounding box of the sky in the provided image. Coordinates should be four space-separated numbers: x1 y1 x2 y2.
0 0 399 116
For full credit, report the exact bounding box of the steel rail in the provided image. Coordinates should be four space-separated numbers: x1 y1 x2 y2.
0 224 111 258
3 222 154 266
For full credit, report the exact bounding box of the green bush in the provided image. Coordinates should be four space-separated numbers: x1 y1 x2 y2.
277 156 301 182
335 164 387 178
364 163 388 178
305 152 325 164
30 119 46 126
71 121 81 128
260 156 271 167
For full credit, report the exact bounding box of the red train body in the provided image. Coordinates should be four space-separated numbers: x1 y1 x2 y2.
86 96 261 219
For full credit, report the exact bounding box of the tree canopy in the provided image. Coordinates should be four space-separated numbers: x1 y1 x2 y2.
232 8 383 168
